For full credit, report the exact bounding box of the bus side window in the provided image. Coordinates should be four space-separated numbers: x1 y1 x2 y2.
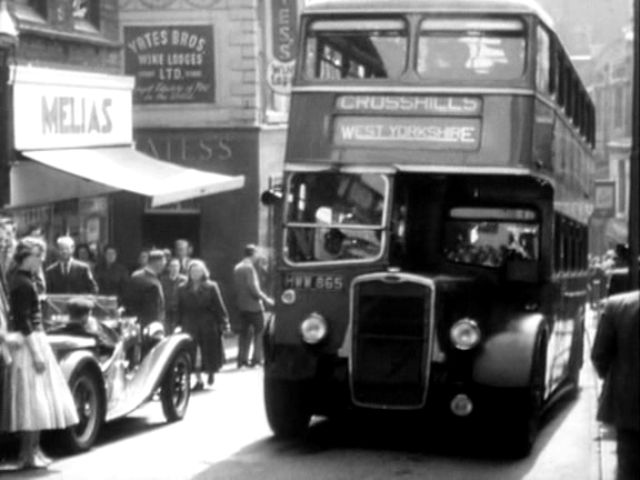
536 25 550 94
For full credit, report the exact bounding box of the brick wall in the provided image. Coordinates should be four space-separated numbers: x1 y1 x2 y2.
13 0 122 74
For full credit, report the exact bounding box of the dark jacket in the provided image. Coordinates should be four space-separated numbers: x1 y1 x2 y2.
122 268 165 329
591 290 640 431
8 270 42 335
233 258 266 313
177 280 229 331
94 261 129 299
45 259 98 294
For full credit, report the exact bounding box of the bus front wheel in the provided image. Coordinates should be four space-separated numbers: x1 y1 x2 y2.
507 338 547 457
264 376 311 438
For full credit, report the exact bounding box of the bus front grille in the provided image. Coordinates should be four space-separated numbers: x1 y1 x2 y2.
350 274 434 409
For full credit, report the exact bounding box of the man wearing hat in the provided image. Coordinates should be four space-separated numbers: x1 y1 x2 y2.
65 297 115 352
122 250 166 330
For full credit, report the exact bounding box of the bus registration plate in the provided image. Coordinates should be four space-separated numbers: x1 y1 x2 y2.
283 273 344 291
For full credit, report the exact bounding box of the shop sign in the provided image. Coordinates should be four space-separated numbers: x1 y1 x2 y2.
124 25 215 104
333 116 481 150
13 67 133 150
267 60 295 95
271 0 298 62
593 180 616 218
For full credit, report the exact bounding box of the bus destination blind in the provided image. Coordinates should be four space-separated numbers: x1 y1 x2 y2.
333 116 481 150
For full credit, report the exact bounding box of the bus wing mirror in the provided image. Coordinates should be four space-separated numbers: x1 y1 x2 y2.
261 187 283 206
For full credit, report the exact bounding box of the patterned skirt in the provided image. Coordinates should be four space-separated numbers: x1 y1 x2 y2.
0 330 79 432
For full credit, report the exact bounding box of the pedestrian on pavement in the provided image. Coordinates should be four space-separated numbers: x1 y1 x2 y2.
0 237 78 470
75 242 96 272
161 257 187 333
177 259 229 390
132 248 150 276
174 239 193 274
591 290 639 480
0 218 16 431
233 244 274 368
45 236 98 294
122 249 166 330
94 245 129 301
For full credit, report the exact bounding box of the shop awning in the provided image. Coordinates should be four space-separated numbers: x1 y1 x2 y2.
15 147 245 208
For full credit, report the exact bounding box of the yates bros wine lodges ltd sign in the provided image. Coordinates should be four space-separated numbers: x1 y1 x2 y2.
333 95 482 150
124 25 215 104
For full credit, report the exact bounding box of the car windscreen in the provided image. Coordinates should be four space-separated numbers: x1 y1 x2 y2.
417 18 526 81
303 18 408 80
285 172 387 263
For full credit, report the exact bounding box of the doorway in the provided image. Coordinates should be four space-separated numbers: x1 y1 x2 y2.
142 214 200 255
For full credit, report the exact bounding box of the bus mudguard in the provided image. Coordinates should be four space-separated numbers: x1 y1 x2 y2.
471 312 546 388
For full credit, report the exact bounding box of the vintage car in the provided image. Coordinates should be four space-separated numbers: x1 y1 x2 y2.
41 294 193 452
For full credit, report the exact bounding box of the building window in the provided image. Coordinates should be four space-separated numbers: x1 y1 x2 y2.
73 0 99 33
613 85 623 130
13 0 47 22
617 159 627 216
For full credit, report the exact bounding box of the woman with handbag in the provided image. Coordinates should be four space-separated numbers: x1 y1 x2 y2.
177 259 229 390
0 237 79 469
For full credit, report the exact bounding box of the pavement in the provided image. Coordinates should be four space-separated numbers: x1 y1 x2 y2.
221 332 239 365
585 306 617 480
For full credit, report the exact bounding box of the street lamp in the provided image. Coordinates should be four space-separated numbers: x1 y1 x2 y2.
0 0 18 209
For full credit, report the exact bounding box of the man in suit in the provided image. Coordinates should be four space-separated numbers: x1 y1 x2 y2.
174 239 193 274
45 236 98 294
592 290 639 480
122 250 166 330
233 244 273 368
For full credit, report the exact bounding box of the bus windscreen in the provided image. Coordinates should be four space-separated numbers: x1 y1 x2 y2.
285 172 387 263
304 18 408 80
417 18 525 81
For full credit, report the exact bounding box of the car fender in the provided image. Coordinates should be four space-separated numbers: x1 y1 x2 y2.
143 333 194 392
58 350 107 417
472 313 546 388
104 333 194 422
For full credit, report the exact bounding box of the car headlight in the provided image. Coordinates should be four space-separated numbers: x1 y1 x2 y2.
450 318 481 350
300 312 328 345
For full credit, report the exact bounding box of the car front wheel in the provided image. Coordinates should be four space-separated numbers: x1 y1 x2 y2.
160 350 191 422
61 369 104 453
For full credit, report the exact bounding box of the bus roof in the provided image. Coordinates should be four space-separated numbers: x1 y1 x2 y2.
303 0 554 28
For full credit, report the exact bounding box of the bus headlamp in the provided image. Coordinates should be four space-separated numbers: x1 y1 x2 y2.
450 318 481 350
281 289 296 305
300 312 327 345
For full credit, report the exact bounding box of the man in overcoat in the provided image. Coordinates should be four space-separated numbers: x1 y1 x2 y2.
122 250 166 330
45 236 98 294
591 290 639 480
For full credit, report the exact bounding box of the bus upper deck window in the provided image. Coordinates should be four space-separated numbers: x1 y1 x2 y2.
417 18 525 81
303 18 408 80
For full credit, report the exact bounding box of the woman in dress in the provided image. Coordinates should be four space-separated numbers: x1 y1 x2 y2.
1 237 79 469
177 259 229 390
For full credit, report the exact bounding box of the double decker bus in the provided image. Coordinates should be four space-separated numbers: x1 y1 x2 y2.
262 0 595 454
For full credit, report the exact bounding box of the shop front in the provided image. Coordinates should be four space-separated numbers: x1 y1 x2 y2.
8 66 245 273
133 127 261 303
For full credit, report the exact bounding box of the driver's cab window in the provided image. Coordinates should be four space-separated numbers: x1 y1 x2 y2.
285 172 387 263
